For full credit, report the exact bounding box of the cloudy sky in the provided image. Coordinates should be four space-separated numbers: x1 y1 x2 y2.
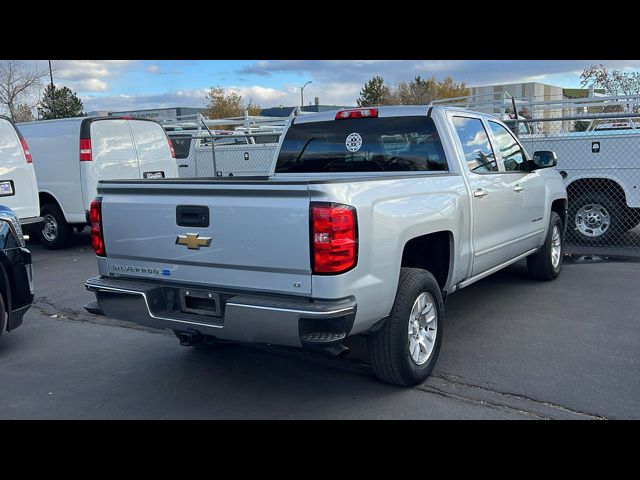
34 60 640 112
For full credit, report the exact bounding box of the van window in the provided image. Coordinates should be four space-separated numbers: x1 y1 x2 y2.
169 135 192 159
275 116 448 173
129 121 170 162
0 118 24 165
91 120 136 163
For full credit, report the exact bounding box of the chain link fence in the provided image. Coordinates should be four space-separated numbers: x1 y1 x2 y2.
517 113 640 258
168 132 280 178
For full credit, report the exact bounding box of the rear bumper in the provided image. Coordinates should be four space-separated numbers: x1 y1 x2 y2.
85 276 356 347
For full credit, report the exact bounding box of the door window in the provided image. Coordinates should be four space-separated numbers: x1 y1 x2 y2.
451 117 498 173
488 121 528 172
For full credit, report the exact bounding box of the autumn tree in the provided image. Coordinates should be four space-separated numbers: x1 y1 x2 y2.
581 64 640 96
205 87 260 118
246 99 261 116
581 64 640 112
356 76 391 107
432 76 469 101
39 84 84 119
356 75 469 106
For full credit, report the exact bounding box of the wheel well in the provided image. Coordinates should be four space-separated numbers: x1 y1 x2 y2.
39 192 60 210
401 231 451 290
551 199 567 229
566 178 627 206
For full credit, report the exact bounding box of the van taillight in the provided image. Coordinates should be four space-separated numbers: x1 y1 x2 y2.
19 138 32 163
311 203 357 274
80 138 92 161
167 138 176 158
90 198 105 256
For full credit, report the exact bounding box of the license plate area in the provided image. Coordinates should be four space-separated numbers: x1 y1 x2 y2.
0 180 15 196
143 171 165 179
180 289 221 317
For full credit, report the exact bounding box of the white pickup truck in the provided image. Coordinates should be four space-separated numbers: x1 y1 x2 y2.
85 106 567 386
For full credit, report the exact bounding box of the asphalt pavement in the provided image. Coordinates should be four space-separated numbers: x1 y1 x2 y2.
0 233 638 419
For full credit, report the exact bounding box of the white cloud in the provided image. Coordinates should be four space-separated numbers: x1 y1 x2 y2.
147 64 160 74
238 60 640 89
49 60 136 93
75 78 109 92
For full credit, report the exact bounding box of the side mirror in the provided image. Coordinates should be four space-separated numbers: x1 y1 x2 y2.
532 150 557 169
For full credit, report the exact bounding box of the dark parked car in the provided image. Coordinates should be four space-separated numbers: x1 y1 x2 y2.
0 205 33 335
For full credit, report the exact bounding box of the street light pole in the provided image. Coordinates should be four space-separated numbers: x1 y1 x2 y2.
300 81 312 108
48 60 56 119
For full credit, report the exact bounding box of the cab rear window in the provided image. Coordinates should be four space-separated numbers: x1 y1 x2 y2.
275 116 448 173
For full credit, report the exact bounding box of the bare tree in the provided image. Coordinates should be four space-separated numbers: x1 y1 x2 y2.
13 104 34 122
0 60 47 121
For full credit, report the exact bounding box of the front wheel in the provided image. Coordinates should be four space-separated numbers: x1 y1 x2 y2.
527 211 563 281
368 267 443 386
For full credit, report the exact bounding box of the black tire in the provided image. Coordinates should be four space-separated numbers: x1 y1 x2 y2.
568 192 625 244
37 203 74 249
368 267 444 386
527 211 563 281
623 207 640 232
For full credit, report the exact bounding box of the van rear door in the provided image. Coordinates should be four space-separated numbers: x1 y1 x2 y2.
129 120 178 179
0 117 40 221
81 119 140 211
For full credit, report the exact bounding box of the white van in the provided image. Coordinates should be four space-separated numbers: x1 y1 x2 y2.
0 116 41 227
18 116 178 248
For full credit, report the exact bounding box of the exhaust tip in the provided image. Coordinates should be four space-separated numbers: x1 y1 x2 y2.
324 343 351 357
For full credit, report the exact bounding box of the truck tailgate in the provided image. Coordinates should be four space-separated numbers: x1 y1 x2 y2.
99 181 312 295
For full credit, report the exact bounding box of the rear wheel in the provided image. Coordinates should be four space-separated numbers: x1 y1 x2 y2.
568 192 625 244
368 268 443 386
623 207 640 232
37 203 73 249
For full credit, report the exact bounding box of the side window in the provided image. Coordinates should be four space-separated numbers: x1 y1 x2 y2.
451 116 498 173
488 121 527 172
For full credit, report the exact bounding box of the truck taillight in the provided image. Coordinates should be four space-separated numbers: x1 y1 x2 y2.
90 198 105 256
80 138 92 161
311 203 357 274
167 138 176 158
335 108 378 120
19 137 32 163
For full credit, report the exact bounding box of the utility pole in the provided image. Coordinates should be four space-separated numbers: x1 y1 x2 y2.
48 60 56 119
300 81 312 108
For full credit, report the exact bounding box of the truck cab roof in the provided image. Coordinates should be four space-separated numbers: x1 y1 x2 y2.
292 105 497 125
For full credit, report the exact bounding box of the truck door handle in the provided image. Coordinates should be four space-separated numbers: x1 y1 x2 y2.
513 184 524 193
473 188 488 198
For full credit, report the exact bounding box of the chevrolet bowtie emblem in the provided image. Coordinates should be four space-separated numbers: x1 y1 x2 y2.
175 233 212 250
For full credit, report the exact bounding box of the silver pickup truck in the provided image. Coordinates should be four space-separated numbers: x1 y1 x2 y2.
85 106 567 386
